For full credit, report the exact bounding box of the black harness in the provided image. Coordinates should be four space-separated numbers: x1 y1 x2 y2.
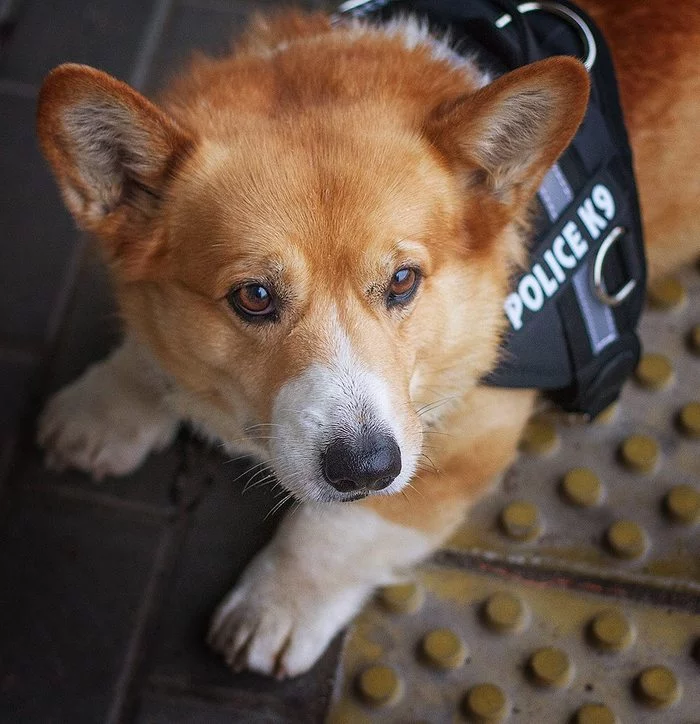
339 0 646 419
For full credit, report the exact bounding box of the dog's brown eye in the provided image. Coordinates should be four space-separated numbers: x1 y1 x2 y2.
387 267 420 306
227 283 276 321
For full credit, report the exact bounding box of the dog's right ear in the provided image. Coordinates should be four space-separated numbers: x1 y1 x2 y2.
37 64 194 270
423 57 589 208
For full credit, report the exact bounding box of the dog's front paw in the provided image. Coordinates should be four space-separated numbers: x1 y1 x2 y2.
207 549 370 678
37 354 178 479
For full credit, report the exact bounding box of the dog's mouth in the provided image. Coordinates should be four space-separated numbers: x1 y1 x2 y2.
336 490 371 502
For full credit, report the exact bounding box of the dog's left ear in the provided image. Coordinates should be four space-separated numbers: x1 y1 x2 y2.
424 56 590 206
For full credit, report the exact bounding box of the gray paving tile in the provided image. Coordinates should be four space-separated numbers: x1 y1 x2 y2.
0 351 38 432
18 244 182 511
146 3 249 94
0 93 80 349
147 465 283 684
137 687 334 724
0 431 17 499
0 0 159 85
0 489 167 723
40 246 121 396
15 441 184 512
182 0 331 13
136 692 248 723
145 463 338 722
146 0 342 95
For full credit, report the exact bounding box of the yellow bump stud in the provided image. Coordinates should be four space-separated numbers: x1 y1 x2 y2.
648 278 686 309
619 434 659 473
561 468 603 507
518 419 559 455
378 582 424 614
528 647 573 688
664 485 700 524
355 665 403 707
635 666 682 708
635 354 673 389
678 402 700 437
689 325 700 355
499 501 541 541
589 610 634 651
462 683 509 722
420 628 467 670
605 520 648 559
594 403 618 424
574 703 619 724
482 592 527 633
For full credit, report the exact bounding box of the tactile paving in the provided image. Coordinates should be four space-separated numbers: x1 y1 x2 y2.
327 261 699 721
327 567 699 723
447 265 700 586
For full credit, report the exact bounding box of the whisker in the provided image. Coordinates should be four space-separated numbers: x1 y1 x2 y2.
266 492 295 520
421 430 456 438
415 464 438 477
420 444 443 454
244 422 286 431
404 480 425 499
242 468 276 494
232 460 270 485
417 396 460 418
223 452 256 465
419 452 439 473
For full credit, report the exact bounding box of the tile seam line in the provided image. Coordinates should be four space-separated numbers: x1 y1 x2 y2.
105 513 190 724
42 233 90 358
129 0 175 92
145 675 328 720
22 481 175 519
432 549 700 613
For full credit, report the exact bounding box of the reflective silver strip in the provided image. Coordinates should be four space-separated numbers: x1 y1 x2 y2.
539 164 619 353
573 261 618 353
538 163 575 222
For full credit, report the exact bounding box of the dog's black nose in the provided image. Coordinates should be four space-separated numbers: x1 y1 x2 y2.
323 433 402 493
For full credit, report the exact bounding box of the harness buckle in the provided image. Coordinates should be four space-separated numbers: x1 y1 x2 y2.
496 1 598 70
591 225 637 307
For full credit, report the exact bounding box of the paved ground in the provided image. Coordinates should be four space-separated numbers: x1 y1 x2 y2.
0 2 338 722
0 2 698 723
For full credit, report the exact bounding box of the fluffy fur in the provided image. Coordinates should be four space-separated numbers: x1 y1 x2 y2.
36 2 700 676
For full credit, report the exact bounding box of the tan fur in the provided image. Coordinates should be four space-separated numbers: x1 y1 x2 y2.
37 16 588 449
36 1 700 674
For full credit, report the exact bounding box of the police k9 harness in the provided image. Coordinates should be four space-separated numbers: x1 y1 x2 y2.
338 0 646 419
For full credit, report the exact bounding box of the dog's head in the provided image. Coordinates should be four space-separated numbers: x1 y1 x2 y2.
37 30 588 503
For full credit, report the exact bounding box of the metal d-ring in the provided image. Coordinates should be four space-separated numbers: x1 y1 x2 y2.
591 225 636 307
336 0 391 15
496 1 598 71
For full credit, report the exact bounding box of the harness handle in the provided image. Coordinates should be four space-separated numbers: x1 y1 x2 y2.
486 0 538 66
495 1 597 70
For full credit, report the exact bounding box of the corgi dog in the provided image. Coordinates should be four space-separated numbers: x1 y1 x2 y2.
36 1 700 678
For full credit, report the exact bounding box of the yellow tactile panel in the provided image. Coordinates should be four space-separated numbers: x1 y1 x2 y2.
328 261 699 723
326 568 700 723
447 265 700 585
